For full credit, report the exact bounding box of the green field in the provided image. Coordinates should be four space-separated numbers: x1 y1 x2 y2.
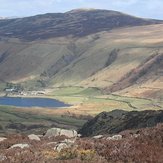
0 86 162 136
48 86 163 113
0 105 86 136
49 87 102 96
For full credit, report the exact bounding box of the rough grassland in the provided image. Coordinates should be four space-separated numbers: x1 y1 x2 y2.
45 87 162 116
0 105 86 136
0 86 162 135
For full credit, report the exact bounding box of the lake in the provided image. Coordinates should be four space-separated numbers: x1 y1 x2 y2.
0 97 70 108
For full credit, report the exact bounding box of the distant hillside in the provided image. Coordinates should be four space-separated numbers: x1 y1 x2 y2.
104 52 163 97
0 9 162 41
0 9 162 100
79 110 163 137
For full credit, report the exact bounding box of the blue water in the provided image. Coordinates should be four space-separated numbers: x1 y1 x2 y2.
0 97 70 108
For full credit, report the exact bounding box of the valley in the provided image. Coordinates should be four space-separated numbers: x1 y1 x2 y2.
0 8 162 138
0 19 163 133
0 8 163 162
0 23 162 101
0 86 162 136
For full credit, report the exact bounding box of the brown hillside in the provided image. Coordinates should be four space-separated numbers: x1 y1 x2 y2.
106 52 163 93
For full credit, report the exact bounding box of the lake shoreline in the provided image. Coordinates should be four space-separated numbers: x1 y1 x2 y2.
0 92 70 104
0 96 71 108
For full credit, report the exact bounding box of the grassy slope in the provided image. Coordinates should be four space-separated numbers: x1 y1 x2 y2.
0 24 162 99
0 105 86 136
0 39 74 82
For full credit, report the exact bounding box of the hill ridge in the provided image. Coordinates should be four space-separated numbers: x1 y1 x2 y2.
0 9 162 41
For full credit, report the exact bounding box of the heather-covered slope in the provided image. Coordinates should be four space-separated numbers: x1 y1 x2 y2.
1 122 163 163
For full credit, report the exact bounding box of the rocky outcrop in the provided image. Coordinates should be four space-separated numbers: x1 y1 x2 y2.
45 128 78 138
79 109 163 137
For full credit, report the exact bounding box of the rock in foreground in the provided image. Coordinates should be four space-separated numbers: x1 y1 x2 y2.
0 125 163 162
10 143 29 149
28 134 41 141
45 128 78 138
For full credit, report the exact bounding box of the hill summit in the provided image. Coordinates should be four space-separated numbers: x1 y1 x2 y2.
0 9 161 41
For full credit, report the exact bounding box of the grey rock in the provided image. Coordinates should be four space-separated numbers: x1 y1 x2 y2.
45 128 77 138
107 135 122 141
47 142 57 145
45 128 61 138
0 154 7 161
54 138 76 152
37 135 43 138
0 137 7 142
10 144 29 149
133 134 140 138
28 134 41 141
61 138 76 145
54 143 68 152
60 129 77 138
93 135 103 139
77 134 82 137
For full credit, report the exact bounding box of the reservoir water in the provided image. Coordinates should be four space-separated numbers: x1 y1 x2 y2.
0 97 70 108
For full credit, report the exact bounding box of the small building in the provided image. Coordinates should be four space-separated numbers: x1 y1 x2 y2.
5 88 17 92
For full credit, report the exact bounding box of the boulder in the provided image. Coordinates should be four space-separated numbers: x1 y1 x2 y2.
54 138 76 152
28 134 41 141
77 134 82 137
0 154 7 161
10 144 29 149
0 137 7 142
133 134 140 138
37 135 43 138
54 143 68 152
45 128 77 138
107 135 122 141
45 128 61 138
61 138 76 145
60 129 77 138
47 142 57 145
93 135 103 139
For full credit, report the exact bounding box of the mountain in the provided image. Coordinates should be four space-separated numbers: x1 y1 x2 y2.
0 9 162 100
0 9 161 41
79 109 163 137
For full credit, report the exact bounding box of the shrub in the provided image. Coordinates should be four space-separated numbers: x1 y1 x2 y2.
42 150 58 159
78 149 96 161
57 148 78 160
